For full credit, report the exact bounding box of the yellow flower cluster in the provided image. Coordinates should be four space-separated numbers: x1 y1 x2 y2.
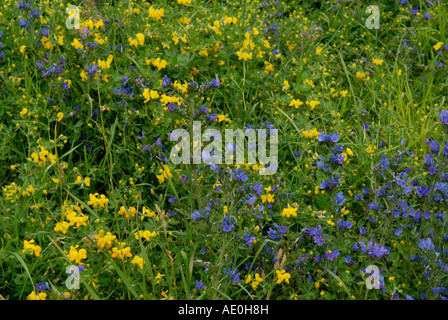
111 243 133 259
289 99 304 108
160 93 183 106
131 255 145 269
146 57 168 71
2 182 22 202
30 146 57 166
135 230 158 241
27 292 47 300
118 206 137 219
22 240 42 257
156 165 173 183
87 193 109 208
148 5 164 21
261 194 274 204
142 206 156 218
98 55 113 70
275 269 291 284
245 273 264 290
54 204 89 234
307 100 320 111
129 33 145 48
142 88 160 103
67 245 87 264
281 205 298 218
95 230 117 251
302 128 319 139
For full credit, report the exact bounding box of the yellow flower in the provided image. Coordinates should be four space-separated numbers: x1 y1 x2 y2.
433 42 443 51
111 245 132 259
71 38 84 50
142 206 156 218
22 240 42 256
148 5 164 21
136 33 145 46
289 99 303 108
57 112 64 122
275 269 291 284
20 45 26 53
156 165 172 184
372 58 384 66
27 291 47 300
346 147 354 156
131 255 145 269
236 50 252 61
179 17 191 25
95 230 116 250
118 206 137 219
281 205 297 218
20 108 28 118
54 221 71 234
84 177 91 187
308 100 320 111
302 128 319 139
67 245 87 264
80 70 88 81
152 58 168 71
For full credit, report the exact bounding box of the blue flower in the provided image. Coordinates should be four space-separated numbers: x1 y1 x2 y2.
418 238 434 253
221 217 235 232
267 228 281 240
196 280 205 290
439 110 448 125
334 192 345 212
36 282 51 292
195 280 205 290
358 240 390 259
327 249 340 262
223 267 240 283
161 75 171 87
242 231 256 247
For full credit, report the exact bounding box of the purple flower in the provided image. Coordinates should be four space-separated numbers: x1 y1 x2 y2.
267 228 281 240
418 238 434 252
242 231 256 247
36 282 51 292
334 192 345 212
161 75 171 87
221 217 235 232
358 240 390 259
416 185 431 198
439 110 448 125
223 267 240 283
368 201 381 211
208 78 220 88
195 280 205 290
426 139 440 153
247 195 257 206
327 249 340 261
338 219 353 230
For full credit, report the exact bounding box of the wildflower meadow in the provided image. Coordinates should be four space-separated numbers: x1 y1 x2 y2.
1 0 448 303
